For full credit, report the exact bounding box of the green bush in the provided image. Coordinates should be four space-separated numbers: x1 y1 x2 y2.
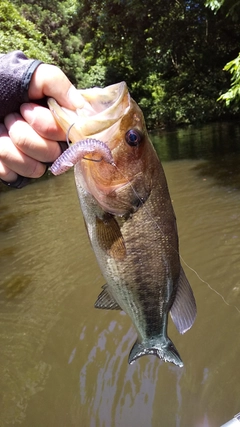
0 1 52 62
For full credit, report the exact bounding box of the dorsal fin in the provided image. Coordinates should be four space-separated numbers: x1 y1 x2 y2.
94 284 122 310
170 267 197 334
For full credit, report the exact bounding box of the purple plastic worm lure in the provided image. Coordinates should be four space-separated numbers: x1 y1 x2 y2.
50 138 115 176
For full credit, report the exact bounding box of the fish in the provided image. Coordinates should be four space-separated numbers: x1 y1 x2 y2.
48 82 197 367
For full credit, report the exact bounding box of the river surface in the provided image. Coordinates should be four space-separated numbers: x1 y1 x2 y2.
0 122 240 427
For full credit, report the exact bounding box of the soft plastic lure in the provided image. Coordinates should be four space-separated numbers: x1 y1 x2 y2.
50 138 115 176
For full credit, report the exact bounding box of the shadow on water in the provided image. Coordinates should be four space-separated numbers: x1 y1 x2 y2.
0 205 24 232
192 154 240 191
152 122 240 190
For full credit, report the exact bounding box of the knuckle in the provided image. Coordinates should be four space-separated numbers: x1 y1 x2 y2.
0 164 17 183
26 162 46 179
9 127 28 150
0 141 11 162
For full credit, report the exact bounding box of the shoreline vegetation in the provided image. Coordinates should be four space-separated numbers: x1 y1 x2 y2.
1 0 240 129
1 119 239 192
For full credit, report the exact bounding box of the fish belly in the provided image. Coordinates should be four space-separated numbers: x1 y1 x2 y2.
75 164 190 367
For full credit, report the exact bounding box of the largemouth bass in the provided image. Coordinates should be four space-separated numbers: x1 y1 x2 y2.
48 82 196 367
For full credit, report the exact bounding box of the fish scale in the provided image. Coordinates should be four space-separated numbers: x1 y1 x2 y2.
48 81 197 367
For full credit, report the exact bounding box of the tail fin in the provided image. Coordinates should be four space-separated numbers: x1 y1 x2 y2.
128 337 183 367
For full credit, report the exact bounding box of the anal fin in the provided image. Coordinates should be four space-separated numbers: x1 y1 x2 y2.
94 284 122 310
170 267 197 334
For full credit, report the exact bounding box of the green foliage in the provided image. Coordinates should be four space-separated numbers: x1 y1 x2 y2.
205 0 225 12
79 0 236 126
0 1 52 62
10 0 84 85
3 0 240 126
218 54 240 105
206 0 240 110
205 0 240 19
131 74 165 128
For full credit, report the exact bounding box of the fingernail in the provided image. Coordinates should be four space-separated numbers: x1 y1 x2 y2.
67 85 85 108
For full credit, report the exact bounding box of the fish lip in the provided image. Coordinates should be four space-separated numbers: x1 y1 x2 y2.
75 82 130 140
48 82 131 145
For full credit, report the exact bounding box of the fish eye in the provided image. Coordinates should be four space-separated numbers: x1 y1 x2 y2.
125 129 143 147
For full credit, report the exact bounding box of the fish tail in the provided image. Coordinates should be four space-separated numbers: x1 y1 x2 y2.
128 337 183 367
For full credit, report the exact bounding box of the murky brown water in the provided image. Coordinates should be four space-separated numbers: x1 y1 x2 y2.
1 123 240 427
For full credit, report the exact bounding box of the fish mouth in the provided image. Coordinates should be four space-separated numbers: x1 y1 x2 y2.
48 82 152 215
48 81 130 146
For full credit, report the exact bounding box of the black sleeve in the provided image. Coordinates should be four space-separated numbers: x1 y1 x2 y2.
0 50 42 121
0 51 67 189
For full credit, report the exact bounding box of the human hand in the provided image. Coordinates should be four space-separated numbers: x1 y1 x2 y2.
0 63 84 186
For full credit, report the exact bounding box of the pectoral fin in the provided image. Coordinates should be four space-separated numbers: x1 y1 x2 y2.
96 214 126 260
170 267 197 334
94 284 122 310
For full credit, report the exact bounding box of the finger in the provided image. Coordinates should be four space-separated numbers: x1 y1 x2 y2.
0 123 8 137
0 130 46 179
5 113 62 163
20 103 66 140
0 124 17 182
28 64 84 109
0 161 18 183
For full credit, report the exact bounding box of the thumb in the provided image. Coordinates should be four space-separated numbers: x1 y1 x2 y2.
28 63 84 109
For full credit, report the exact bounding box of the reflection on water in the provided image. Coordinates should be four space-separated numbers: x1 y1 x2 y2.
151 121 240 161
0 123 240 426
77 320 187 427
152 122 240 191
79 321 163 427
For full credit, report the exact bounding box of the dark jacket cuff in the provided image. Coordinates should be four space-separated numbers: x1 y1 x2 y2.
0 50 42 120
